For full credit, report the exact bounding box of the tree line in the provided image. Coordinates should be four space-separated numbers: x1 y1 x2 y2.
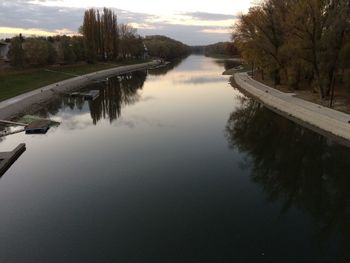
204 42 239 57
7 34 85 67
143 35 191 60
7 7 190 68
232 0 350 101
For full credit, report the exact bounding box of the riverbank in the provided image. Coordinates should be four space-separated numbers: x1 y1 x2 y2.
234 72 350 146
0 60 150 102
0 61 159 120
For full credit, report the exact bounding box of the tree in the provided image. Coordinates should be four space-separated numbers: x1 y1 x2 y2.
8 34 25 67
233 0 350 101
82 8 98 62
143 35 190 60
322 0 350 102
70 36 85 61
101 8 119 60
233 1 288 86
24 38 49 66
81 7 119 62
60 36 76 64
47 41 57 64
119 23 138 59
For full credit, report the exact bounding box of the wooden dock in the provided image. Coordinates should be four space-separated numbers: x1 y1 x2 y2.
0 143 26 176
25 120 51 134
82 90 100 100
70 90 100 100
0 115 58 137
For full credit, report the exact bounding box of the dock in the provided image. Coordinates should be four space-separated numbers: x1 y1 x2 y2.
0 115 59 137
25 120 51 134
82 90 99 100
70 90 100 100
0 143 26 176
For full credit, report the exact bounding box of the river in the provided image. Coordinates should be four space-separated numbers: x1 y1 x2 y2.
1 55 350 262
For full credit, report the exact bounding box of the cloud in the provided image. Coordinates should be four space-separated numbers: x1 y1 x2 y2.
145 14 236 27
0 0 232 45
0 1 83 32
0 26 76 36
182 12 237 21
137 24 229 45
201 27 230 34
128 23 158 30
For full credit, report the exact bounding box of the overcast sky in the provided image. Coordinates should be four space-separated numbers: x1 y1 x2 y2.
0 0 253 45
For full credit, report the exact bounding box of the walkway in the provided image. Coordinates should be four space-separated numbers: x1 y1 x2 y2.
234 72 350 146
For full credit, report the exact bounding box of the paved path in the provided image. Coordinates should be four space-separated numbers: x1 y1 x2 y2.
0 61 159 120
234 72 350 146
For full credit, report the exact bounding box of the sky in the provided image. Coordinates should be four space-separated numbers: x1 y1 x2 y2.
0 0 253 45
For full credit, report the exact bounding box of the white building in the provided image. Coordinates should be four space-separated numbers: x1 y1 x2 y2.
0 41 10 61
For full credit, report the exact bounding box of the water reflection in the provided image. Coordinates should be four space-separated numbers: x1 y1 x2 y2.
175 75 225 85
33 71 147 125
148 59 183 76
0 126 9 143
215 59 241 70
225 96 350 261
89 71 147 124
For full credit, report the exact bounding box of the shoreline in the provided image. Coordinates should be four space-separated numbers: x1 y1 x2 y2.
234 72 350 147
0 61 159 120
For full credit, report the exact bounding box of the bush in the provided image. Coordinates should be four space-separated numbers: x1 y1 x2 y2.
24 38 49 66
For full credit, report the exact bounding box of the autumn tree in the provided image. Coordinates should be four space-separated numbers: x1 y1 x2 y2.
233 0 350 101
322 0 350 99
8 34 25 67
82 8 99 62
144 35 190 60
119 23 135 59
70 36 85 61
233 1 289 85
81 7 119 62
101 8 119 60
24 38 49 66
60 36 77 64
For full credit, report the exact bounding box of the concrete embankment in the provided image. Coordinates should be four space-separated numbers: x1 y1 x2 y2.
234 72 350 146
0 61 159 120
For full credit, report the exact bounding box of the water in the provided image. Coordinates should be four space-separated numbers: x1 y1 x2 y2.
1 55 350 262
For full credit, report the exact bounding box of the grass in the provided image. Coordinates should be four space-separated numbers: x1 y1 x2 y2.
0 59 149 102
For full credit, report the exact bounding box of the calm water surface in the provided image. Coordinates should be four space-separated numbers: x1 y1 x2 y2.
1 55 350 262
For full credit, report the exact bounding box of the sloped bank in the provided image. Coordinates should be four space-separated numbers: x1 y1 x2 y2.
0 61 160 120
234 72 350 147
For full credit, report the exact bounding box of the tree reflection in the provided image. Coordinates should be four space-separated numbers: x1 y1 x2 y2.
30 71 147 125
89 71 147 124
35 95 86 118
20 62 178 125
215 59 241 70
225 97 350 261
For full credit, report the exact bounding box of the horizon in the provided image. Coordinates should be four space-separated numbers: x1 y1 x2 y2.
0 0 253 45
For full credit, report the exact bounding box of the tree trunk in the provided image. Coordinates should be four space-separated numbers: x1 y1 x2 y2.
326 69 335 97
318 81 325 99
274 69 281 86
295 66 301 90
